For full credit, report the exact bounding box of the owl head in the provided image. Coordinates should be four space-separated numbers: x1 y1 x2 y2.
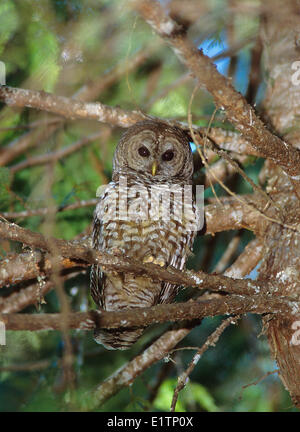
112 120 193 182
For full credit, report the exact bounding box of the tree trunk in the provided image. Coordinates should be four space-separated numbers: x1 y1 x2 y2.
260 0 300 407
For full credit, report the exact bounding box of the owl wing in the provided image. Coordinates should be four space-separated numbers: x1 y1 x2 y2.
157 254 185 304
157 278 179 305
90 214 105 308
158 230 195 304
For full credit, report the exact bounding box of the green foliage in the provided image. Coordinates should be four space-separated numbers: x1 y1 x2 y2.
26 21 60 91
0 167 12 209
151 91 187 118
0 0 19 56
153 378 218 412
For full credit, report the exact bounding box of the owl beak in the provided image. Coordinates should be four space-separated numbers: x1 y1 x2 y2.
151 161 158 176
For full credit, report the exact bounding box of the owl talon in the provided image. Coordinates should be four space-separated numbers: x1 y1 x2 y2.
153 259 166 267
143 255 165 267
143 255 155 264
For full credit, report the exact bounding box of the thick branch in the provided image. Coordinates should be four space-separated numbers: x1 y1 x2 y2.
0 47 154 166
90 233 271 408
0 86 145 127
0 86 262 165
225 237 263 279
133 0 300 179
204 195 267 235
0 250 84 288
0 294 295 331
0 220 275 296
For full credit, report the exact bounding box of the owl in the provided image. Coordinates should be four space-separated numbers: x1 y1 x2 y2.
90 120 199 350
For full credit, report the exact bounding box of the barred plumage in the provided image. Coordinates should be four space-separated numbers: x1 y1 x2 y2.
90 121 199 350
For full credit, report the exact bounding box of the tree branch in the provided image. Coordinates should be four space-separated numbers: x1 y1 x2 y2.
224 237 263 279
132 0 300 180
0 46 154 167
0 249 85 288
0 86 145 127
88 231 273 408
92 322 196 407
0 293 295 331
10 131 106 174
0 220 276 296
1 199 98 220
0 85 263 169
0 280 53 313
170 316 239 411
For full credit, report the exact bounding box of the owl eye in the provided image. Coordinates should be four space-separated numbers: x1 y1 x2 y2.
138 146 150 157
162 150 174 161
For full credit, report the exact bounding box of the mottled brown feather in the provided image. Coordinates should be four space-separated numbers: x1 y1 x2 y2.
90 120 199 350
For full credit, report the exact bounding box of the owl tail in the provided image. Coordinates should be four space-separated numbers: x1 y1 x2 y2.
93 327 145 350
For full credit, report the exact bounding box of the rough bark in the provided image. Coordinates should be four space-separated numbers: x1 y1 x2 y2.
259 0 300 407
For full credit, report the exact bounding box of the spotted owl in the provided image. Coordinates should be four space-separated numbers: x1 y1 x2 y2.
90 120 199 350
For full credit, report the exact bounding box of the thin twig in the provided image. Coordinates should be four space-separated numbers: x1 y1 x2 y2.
1 199 98 220
239 369 279 400
170 316 240 411
10 131 106 173
132 0 300 182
